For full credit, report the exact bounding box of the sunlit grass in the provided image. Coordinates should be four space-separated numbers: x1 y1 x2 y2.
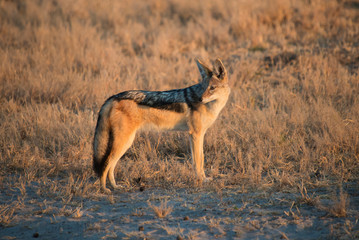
0 1 358 222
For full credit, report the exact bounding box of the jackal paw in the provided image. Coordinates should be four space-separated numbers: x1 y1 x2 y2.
203 177 213 183
102 187 112 194
196 175 212 184
111 184 124 190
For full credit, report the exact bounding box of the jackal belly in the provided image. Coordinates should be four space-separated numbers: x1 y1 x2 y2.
139 104 190 131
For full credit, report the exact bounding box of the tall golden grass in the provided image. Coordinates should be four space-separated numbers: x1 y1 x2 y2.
0 0 358 195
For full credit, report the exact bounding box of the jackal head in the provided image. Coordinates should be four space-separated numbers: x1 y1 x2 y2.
196 58 230 104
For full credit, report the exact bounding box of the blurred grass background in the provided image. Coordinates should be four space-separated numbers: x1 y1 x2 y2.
0 0 358 195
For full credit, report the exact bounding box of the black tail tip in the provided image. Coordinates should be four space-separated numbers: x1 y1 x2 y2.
93 157 104 177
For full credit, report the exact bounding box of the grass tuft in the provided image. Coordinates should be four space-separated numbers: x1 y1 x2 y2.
148 200 173 218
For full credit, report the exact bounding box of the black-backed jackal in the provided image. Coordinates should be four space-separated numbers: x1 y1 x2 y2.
93 59 230 193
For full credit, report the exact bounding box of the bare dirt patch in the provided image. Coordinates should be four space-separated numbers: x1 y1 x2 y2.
1 180 358 239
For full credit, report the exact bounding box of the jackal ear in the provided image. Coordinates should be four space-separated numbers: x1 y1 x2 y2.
214 58 227 82
195 59 212 80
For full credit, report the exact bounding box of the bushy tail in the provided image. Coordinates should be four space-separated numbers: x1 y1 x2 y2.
93 100 113 177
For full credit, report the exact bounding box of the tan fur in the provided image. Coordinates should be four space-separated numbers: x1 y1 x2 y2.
93 58 230 193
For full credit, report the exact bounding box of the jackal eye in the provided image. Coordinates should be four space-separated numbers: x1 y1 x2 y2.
209 85 215 91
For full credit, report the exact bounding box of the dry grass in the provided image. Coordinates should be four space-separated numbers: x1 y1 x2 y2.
297 181 320 206
319 188 350 218
0 203 18 227
0 0 358 227
329 190 349 218
148 199 173 218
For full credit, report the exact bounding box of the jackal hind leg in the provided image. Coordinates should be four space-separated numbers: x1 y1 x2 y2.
100 163 112 194
107 131 136 190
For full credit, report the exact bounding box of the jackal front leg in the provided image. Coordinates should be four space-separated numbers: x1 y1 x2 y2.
189 132 206 181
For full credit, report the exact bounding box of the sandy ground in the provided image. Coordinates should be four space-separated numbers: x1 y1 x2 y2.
1 181 358 240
